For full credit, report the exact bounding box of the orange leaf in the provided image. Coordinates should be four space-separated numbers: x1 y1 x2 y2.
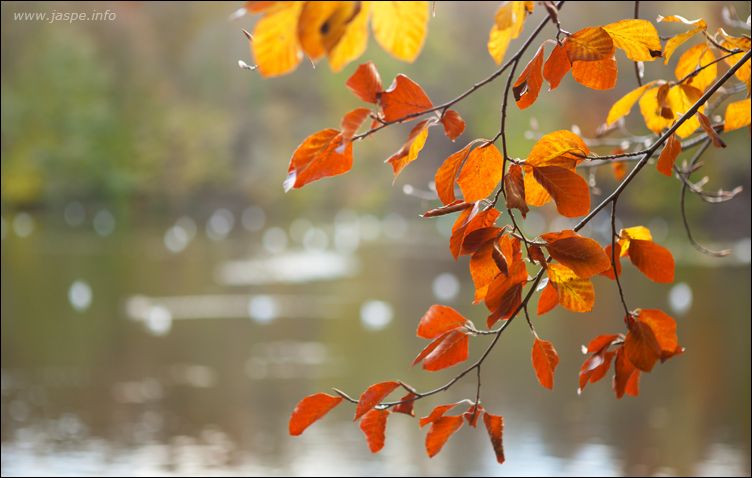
656 134 682 176
421 200 474 218
354 381 400 421
359 408 389 453
380 74 433 122
531 166 590 217
513 44 545 109
624 318 662 372
537 281 558 315
386 119 432 177
601 243 623 280
392 393 417 417
697 112 725 148
527 129 590 168
420 403 460 428
614 346 640 398
504 164 528 217
543 43 571 91
586 334 620 353
289 393 343 435
470 235 506 302
485 260 527 327
606 81 656 126
565 27 614 62
532 336 559 389
425 415 464 458
547 263 595 313
284 129 353 191
657 15 707 64
346 62 383 104
637 309 682 360
458 143 504 202
435 143 473 205
462 226 503 256
571 57 618 90
675 44 717 92
541 230 610 278
413 328 470 371
341 107 371 141
449 205 501 259
724 99 751 132
628 239 675 283
440 110 466 141
483 412 506 464
416 305 470 339
579 349 615 393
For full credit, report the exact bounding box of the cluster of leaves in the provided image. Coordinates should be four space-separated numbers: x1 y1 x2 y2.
238 1 751 464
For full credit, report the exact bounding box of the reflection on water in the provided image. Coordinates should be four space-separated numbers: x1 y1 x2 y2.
1 211 750 476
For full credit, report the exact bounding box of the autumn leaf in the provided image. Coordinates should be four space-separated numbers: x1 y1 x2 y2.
724 99 751 131
624 309 682 372
457 143 504 202
565 27 614 62
327 2 371 71
657 15 707 64
425 415 464 457
656 134 682 176
417 305 471 338
485 260 527 327
380 74 433 122
543 43 571 91
385 119 432 177
546 263 595 313
614 346 640 398
541 230 610 278
284 129 353 191
606 81 657 126
697 112 726 148
435 143 473 205
251 2 304 77
627 239 675 283
298 2 355 61
354 381 400 421
526 130 590 168
469 233 509 302
601 243 623 280
463 403 484 428
721 34 751 89
674 44 717 92
347 62 383 103
618 225 653 256
341 107 372 141
392 393 417 417
488 1 531 64
537 281 558 315
514 45 545 109
440 110 466 141
483 412 506 464
371 1 429 62
421 200 474 218
571 56 617 90
413 328 470 371
359 408 389 453
449 205 501 259
419 403 460 428
639 84 705 138
504 164 528 217
530 166 590 217
289 393 343 435
531 336 559 389
579 349 615 393
602 19 662 61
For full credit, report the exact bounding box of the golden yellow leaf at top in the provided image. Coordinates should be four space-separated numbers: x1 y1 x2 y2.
606 81 657 126
371 1 429 62
298 2 346 60
547 263 595 313
657 15 707 64
602 19 662 62
565 27 615 62
674 44 717 91
488 1 531 64
724 98 751 132
328 2 371 71
639 84 705 138
252 2 304 77
619 226 653 256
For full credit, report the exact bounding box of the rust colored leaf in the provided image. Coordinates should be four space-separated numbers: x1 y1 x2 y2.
628 239 675 283
440 110 466 141
541 230 610 279
391 393 417 417
483 412 506 464
289 393 343 435
416 304 470 339
531 166 590 217
528 244 547 267
532 336 559 389
624 318 662 372
359 408 389 453
485 260 527 327
697 112 726 148
421 200 474 218
463 403 484 428
449 205 500 259
458 143 504 202
514 44 545 109
504 164 529 217
537 281 558 316
284 129 353 192
419 403 459 428
656 134 682 176
341 107 371 141
380 74 433 122
543 43 571 91
724 99 751 132
346 62 383 103
413 328 470 371
614 346 640 398
638 309 682 361
462 227 503 256
565 27 614 62
386 119 431 177
579 350 615 393
571 56 618 90
435 143 473 205
586 334 620 354
425 415 464 458
354 381 400 421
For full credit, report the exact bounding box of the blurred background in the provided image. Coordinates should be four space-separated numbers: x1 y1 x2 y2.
1 1 750 476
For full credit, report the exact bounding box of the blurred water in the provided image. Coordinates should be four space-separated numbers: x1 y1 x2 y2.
1 213 750 476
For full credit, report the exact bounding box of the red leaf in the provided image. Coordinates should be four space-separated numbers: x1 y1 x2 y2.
440 110 466 141
425 415 464 457
586 334 620 353
531 337 559 389
482 412 505 464
578 350 615 393
341 107 371 141
656 134 682 176
435 143 473 205
359 408 389 453
613 346 640 398
463 404 484 428
346 62 382 103
354 381 400 421
449 204 501 259
413 328 470 371
289 393 343 435
391 393 418 417
284 129 353 191
624 317 662 372
627 239 675 283
514 44 545 109
420 403 460 428
541 230 611 278
537 281 559 315
504 164 529 217
380 74 433 122
531 165 590 217
416 305 470 339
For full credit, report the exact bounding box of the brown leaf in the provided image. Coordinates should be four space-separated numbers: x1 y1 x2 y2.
697 112 726 148
504 164 528 217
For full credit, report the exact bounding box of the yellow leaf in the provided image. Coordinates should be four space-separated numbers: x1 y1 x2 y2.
523 166 551 206
721 35 751 90
488 2 529 64
724 99 751 131
252 2 304 77
638 86 674 133
674 44 716 91
603 19 662 62
606 81 656 126
527 130 590 168
619 226 652 256
488 24 514 65
547 263 595 313
371 1 428 62
297 2 346 61
328 2 371 71
657 15 707 64
639 85 704 138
